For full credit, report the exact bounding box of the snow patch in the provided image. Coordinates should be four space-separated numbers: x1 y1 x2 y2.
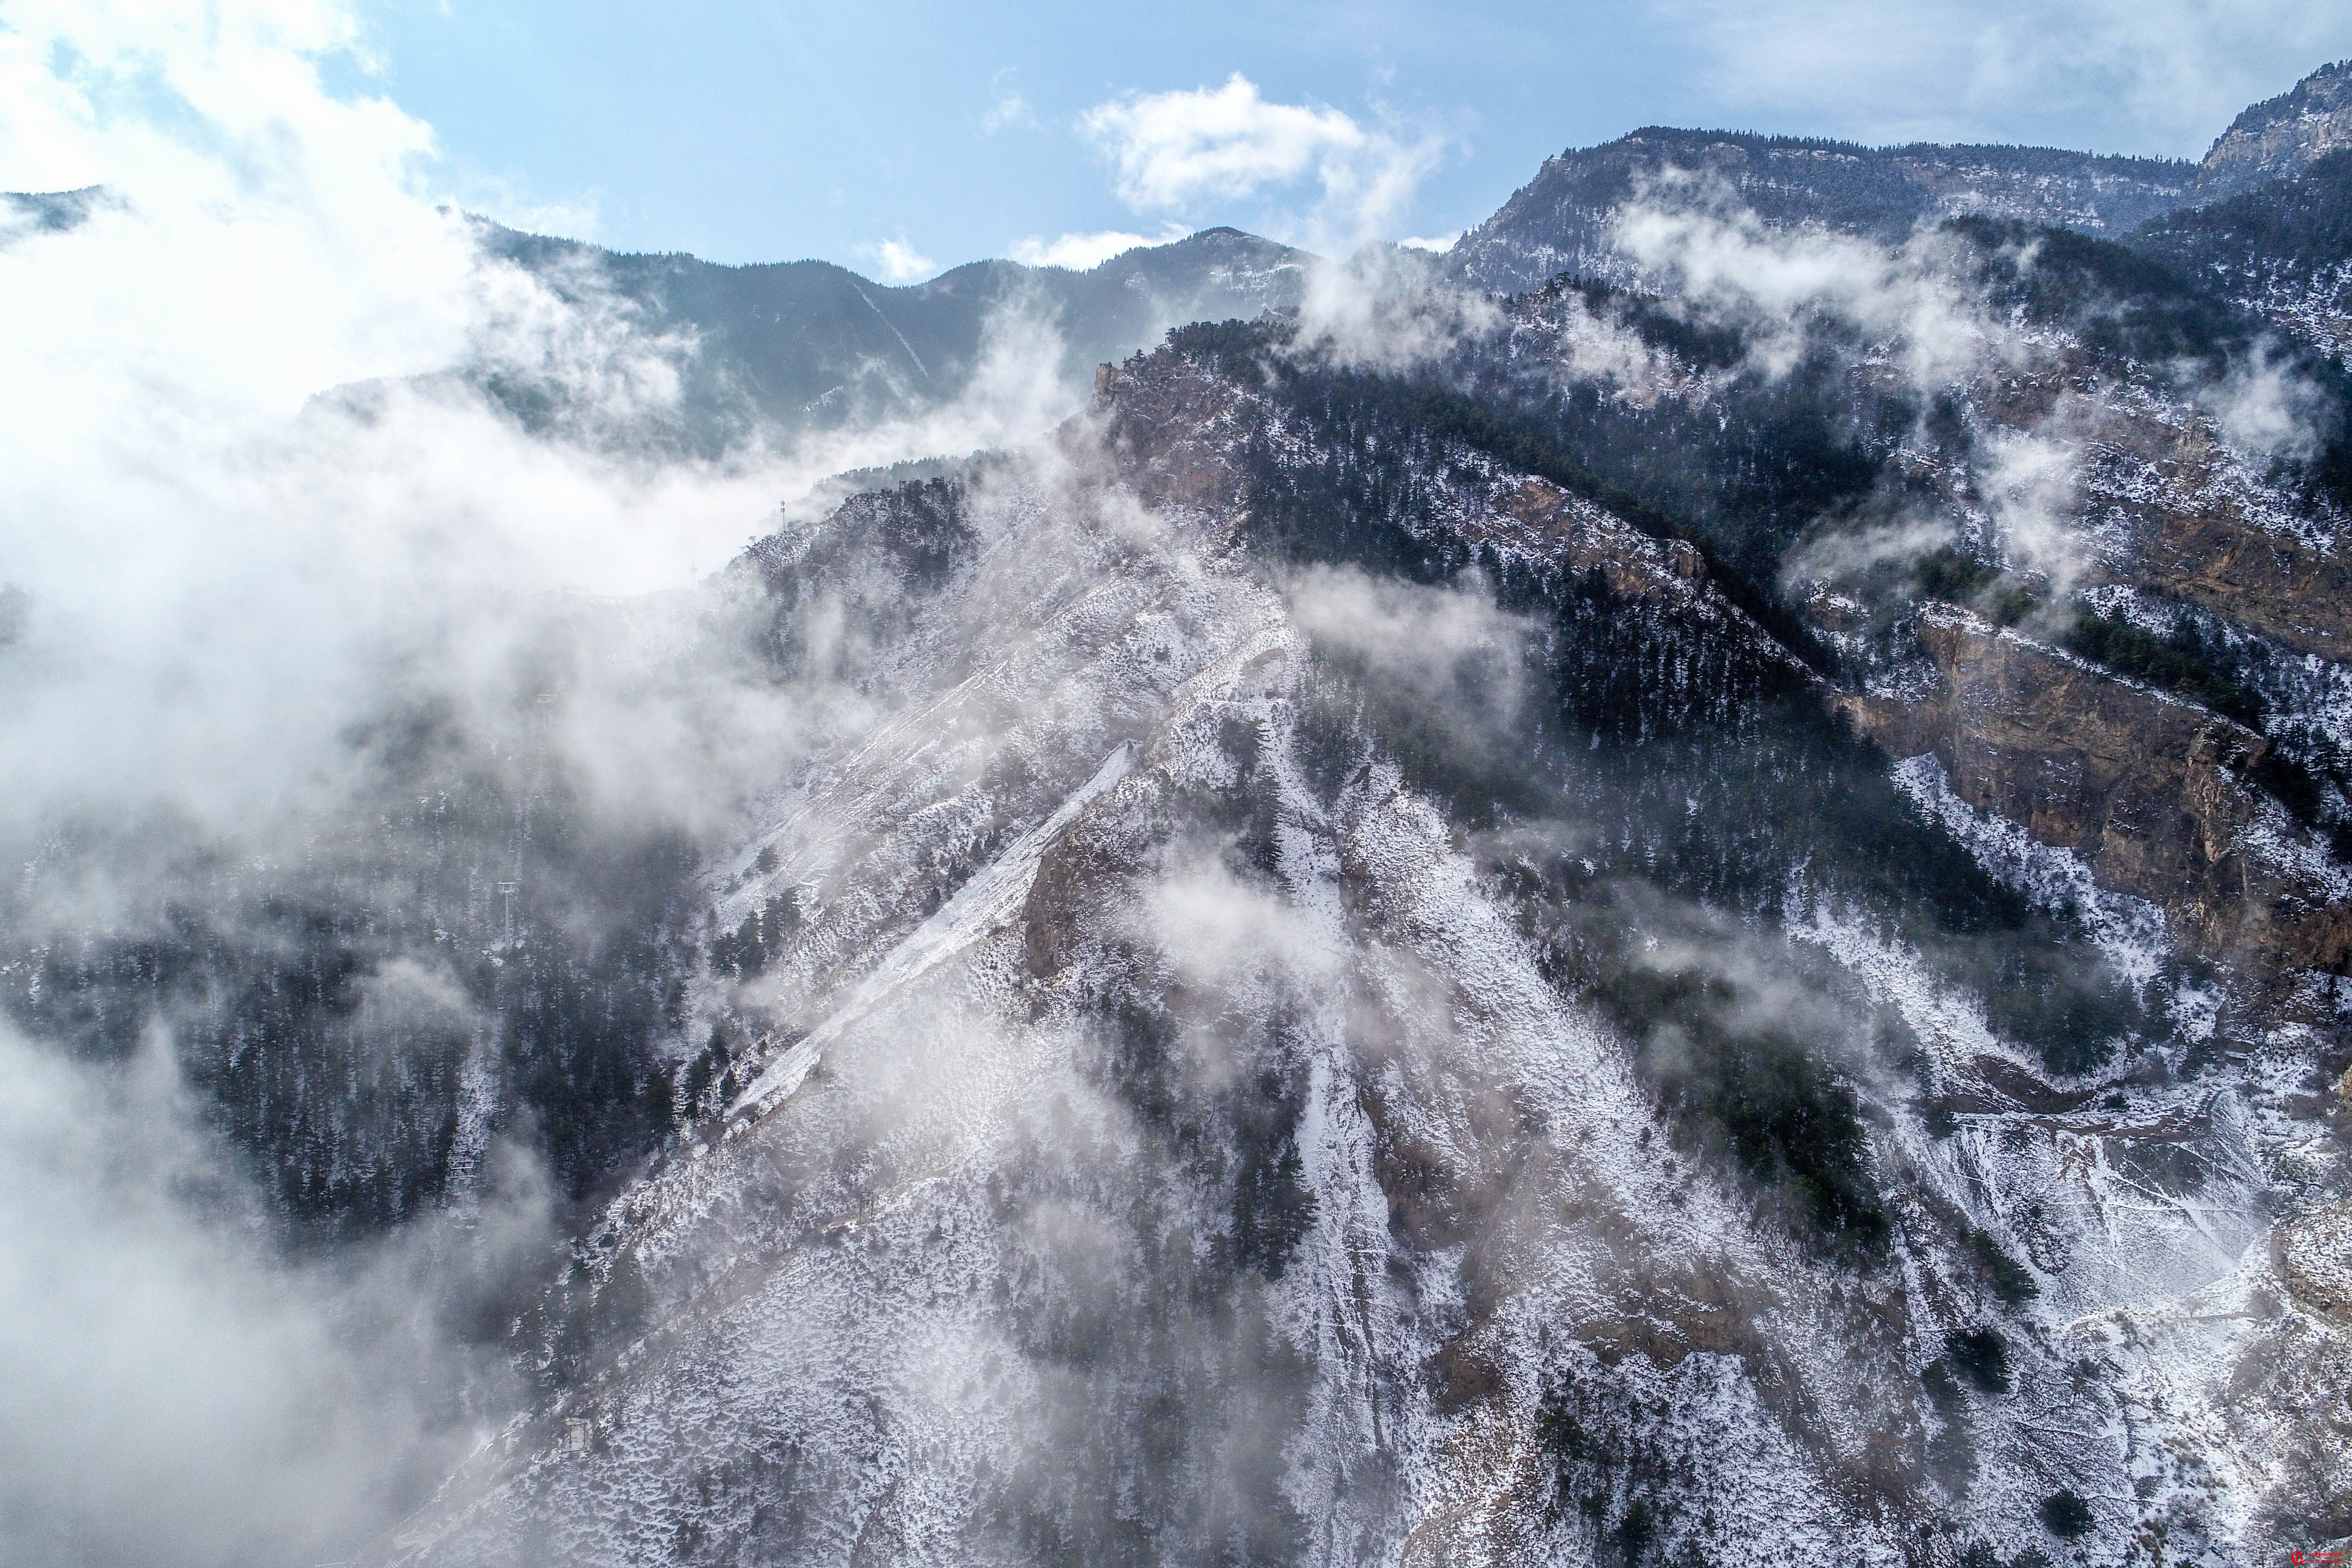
729 740 1137 1124
1891 752 2171 992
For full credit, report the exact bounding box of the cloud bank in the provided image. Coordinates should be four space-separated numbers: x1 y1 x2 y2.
0 1018 542 1566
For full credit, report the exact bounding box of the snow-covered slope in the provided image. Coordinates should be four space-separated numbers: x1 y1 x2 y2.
374 342 2350 1565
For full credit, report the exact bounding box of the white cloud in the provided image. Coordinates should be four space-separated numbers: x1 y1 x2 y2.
1083 74 1360 208
866 236 939 283
1286 565 1534 732
1979 426 2088 588
0 1019 542 1564
1009 225 1189 270
2204 346 2325 461
1292 248 1501 372
1612 193 2012 387
1396 231 1460 252
982 90 1034 135
1653 0 2352 155
980 66 1034 135
1079 72 1442 245
1141 849 1344 989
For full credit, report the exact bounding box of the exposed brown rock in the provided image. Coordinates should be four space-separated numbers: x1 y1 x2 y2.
2084 413 2352 662
2196 59 2352 202
1088 355 1257 522
2125 514 2352 664
1839 606 2352 977
1494 478 1709 599
1019 781 1147 984
1966 366 2352 660
2276 1200 2352 1322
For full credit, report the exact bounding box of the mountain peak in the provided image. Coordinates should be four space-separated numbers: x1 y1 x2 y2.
2198 58 2352 199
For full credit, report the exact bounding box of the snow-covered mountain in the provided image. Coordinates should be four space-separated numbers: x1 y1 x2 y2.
8 54 2352 1568
370 316 2352 1567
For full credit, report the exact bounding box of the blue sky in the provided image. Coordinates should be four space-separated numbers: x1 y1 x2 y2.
347 1 2352 273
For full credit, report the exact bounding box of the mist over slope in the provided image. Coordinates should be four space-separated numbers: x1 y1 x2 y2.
3 13 2352 1568
472 223 1312 450
1443 132 2197 294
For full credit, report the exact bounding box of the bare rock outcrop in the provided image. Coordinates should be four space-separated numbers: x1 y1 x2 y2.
2195 58 2352 202
2081 407 2352 662
1840 606 2352 977
1965 365 2352 662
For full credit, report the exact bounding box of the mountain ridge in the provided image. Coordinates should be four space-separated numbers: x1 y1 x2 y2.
2196 57 2352 202
471 220 1312 447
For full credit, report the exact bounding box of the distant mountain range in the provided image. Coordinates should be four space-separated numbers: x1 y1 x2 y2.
503 54 2352 442
1443 135 2195 293
1446 59 2352 297
15 62 2348 448
474 222 1312 449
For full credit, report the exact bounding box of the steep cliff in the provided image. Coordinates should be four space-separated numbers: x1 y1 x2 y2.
2193 60 2352 203
1839 606 2352 980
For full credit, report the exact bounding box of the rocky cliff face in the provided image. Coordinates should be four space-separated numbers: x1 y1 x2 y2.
1429 254 2352 997
1839 606 2351 980
1950 356 2352 662
2091 423 2352 664
2195 60 2352 203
